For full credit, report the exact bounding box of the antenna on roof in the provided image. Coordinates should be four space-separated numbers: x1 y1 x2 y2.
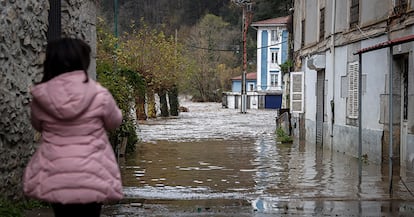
232 0 254 12
232 0 252 6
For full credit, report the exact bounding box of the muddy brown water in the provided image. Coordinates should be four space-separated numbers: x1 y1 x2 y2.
109 101 414 216
26 101 414 216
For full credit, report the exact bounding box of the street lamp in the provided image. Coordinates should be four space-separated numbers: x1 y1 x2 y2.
232 0 254 114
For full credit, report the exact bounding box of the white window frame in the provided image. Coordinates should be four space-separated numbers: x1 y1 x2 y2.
347 61 359 119
271 29 278 42
271 50 278 65
270 72 279 87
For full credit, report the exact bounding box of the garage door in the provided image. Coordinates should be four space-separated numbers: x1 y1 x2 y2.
265 95 282 109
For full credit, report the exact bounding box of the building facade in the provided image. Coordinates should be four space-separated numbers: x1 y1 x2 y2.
225 72 258 109
292 0 414 169
252 16 290 93
223 16 290 110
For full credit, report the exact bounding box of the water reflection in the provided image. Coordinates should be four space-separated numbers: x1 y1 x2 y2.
118 102 414 215
122 139 258 199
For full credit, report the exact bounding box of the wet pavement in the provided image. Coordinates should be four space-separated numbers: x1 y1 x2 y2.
26 100 414 216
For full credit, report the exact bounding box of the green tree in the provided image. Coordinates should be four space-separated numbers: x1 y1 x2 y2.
253 0 293 21
118 20 187 118
185 14 239 102
96 17 142 153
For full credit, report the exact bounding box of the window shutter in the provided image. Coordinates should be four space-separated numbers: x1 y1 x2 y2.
347 62 359 118
290 72 304 113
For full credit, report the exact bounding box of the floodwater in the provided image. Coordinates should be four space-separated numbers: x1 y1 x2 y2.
109 100 414 216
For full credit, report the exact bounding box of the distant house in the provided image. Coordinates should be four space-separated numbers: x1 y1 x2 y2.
224 72 260 109
251 16 290 93
252 16 290 110
231 72 257 92
223 16 290 110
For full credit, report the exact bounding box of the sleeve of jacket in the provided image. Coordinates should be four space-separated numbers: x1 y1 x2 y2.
30 99 43 132
103 91 123 131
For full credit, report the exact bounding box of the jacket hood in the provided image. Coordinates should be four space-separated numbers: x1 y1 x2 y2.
31 70 97 120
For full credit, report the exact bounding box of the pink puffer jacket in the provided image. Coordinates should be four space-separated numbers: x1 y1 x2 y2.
23 70 123 204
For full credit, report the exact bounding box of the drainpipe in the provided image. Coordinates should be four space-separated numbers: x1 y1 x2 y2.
386 18 393 196
330 0 336 147
358 53 362 191
388 43 394 196
47 0 61 41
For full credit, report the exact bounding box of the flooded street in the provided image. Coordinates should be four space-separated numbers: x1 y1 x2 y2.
107 100 414 216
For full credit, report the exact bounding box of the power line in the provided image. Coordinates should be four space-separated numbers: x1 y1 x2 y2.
187 44 237 52
186 40 287 52
257 40 287 49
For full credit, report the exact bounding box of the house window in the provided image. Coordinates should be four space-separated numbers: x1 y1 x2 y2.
350 0 359 28
271 50 278 64
319 7 325 41
301 19 305 47
347 62 359 119
394 0 408 15
403 56 408 120
249 83 254 91
271 30 278 42
270 72 279 87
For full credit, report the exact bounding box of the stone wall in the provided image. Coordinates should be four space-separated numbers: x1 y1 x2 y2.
0 0 96 200
0 0 49 200
62 0 97 79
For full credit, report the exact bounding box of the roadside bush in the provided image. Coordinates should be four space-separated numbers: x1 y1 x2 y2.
0 198 48 217
0 199 22 217
276 127 293 144
97 19 145 154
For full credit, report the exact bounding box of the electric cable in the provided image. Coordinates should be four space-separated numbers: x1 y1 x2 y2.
186 40 288 52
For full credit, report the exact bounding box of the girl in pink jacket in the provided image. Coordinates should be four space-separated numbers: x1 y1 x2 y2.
23 38 123 217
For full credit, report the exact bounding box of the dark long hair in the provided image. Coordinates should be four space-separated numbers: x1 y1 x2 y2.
41 38 91 83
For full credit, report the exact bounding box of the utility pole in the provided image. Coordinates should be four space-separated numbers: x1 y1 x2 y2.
233 0 253 114
114 0 118 39
113 0 120 161
113 0 119 75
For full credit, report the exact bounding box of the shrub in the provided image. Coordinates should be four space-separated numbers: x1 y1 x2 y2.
0 198 48 217
276 127 293 144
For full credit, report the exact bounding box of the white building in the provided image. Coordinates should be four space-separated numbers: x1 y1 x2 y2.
292 0 414 169
252 16 290 93
224 16 290 110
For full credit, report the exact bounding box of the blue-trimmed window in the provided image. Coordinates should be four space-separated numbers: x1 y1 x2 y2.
271 49 278 64
270 71 279 87
248 82 255 91
271 30 278 42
